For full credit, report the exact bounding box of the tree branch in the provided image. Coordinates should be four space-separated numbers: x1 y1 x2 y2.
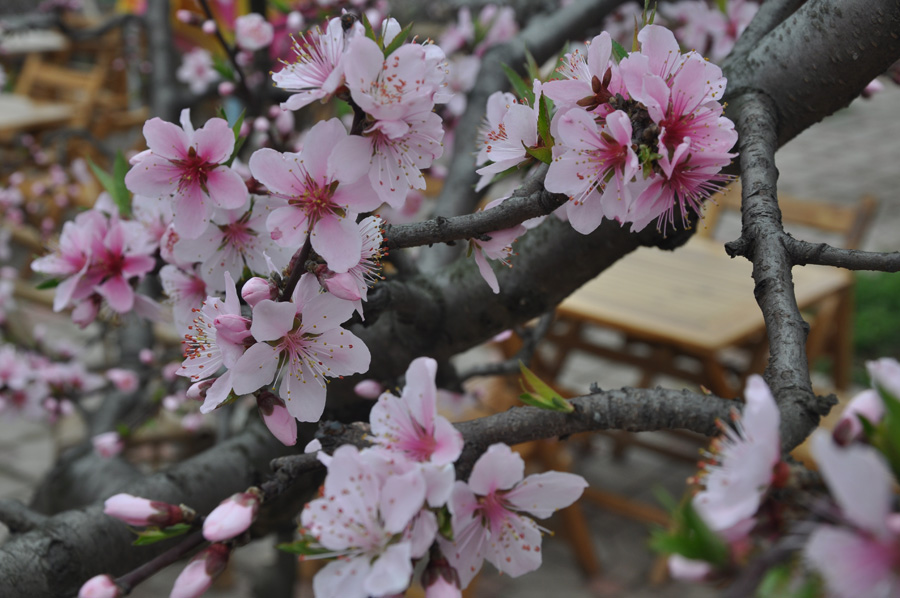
784 238 900 272
723 0 807 67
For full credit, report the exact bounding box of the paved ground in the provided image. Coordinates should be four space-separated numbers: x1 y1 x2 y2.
2 84 899 597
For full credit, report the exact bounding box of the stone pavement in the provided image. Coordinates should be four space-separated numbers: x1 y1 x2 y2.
1 86 899 596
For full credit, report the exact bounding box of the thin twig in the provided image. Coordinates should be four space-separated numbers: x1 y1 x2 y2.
115 532 206 594
783 239 900 272
458 311 555 381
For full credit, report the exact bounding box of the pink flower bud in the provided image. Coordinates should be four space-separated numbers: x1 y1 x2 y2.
106 368 139 393
104 493 191 527
175 10 195 24
421 552 461 598
186 379 214 402
162 361 181 382
252 116 269 132
257 392 297 446
833 389 885 446
201 20 216 35
92 432 124 458
286 11 304 32
217 81 235 97
202 488 261 541
425 575 461 598
79 574 121 598
212 313 251 346
241 277 275 307
274 109 294 136
668 554 711 581
139 349 154 364
321 271 361 301
170 544 230 598
72 297 100 328
354 379 383 399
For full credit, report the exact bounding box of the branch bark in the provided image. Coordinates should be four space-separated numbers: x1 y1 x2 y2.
784 239 900 272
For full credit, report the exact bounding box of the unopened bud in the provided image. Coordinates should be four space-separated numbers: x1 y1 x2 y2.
257 391 297 446
92 432 124 458
212 313 251 346
218 81 235 97
321 271 361 301
241 277 276 307
78 574 121 598
253 116 269 132
104 493 194 527
286 11 304 32
201 20 217 35
106 368 139 393
202 488 262 542
170 543 230 598
833 389 884 446
175 10 195 24
186 379 214 401
354 379 383 399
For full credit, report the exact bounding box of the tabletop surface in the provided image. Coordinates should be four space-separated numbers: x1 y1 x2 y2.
0 93 73 134
558 235 853 353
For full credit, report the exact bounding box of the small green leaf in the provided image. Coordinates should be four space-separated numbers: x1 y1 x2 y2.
714 0 728 15
437 506 454 540
524 145 552 165
225 110 247 167
537 94 554 149
611 39 629 63
650 499 729 566
88 154 131 217
35 278 60 290
132 523 192 546
382 21 414 58
519 362 573 411
360 12 379 47
277 538 331 556
269 0 291 13
525 48 541 82
501 63 534 104
211 54 235 81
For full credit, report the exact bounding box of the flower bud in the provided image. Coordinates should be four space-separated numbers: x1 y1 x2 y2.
217 81 235 97
202 488 262 542
668 554 711 581
833 389 884 446
106 368 139 393
421 549 461 598
286 11 304 32
381 17 402 46
425 576 461 598
170 543 230 598
241 277 276 307
354 379 383 399
92 432 124 458
212 313 251 346
79 574 121 598
321 271 361 301
257 391 297 446
139 348 154 364
175 10 195 24
201 20 216 35
104 493 193 527
72 297 101 328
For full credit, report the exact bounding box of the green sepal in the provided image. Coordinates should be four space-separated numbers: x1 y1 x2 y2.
525 48 541 82
437 505 454 540
501 63 534 104
88 152 131 217
225 109 247 167
382 21 414 58
611 39 629 63
756 564 823 598
518 362 573 412
537 94 554 149
132 523 192 546
269 0 291 13
360 12 379 47
211 54 235 81
872 386 900 480
35 278 60 290
277 537 331 556
524 145 552 165
714 0 728 15
649 497 729 567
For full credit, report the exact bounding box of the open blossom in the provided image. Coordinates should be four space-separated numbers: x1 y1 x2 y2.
249 118 380 272
805 432 900 597
176 48 218 95
475 82 542 190
469 198 526 294
440 443 588 588
273 16 361 111
370 357 463 466
160 265 208 332
125 109 246 239
314 216 384 316
301 445 431 598
106 368 138 393
177 272 250 414
235 13 274 51
231 273 370 422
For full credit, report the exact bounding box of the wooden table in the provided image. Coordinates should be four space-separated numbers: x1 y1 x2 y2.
0 93 74 137
550 235 854 397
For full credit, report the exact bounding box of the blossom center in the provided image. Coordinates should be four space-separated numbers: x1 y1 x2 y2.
172 147 214 194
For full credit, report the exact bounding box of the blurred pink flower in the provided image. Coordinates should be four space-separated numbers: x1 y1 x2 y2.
235 13 273 51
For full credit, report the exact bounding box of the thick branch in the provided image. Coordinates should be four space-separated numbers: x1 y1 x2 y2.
723 0 807 66
784 239 900 272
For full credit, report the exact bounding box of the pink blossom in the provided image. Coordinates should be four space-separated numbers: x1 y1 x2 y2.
92 432 124 458
160 265 208 332
170 543 230 598
173 197 293 292
314 216 384 316
667 554 712 581
805 431 900 597
692 375 780 535
125 109 246 239
104 493 189 527
469 198 526 293
78 574 121 598
833 389 885 446
439 443 588 588
545 109 639 234
249 118 380 272
475 82 542 189
424 574 461 598
370 357 464 466
235 13 274 51
176 48 219 95
543 32 620 116
301 445 429 598
203 488 261 541
257 391 297 446
231 273 370 422
273 17 359 111
867 357 900 399
106 368 139 393
241 277 276 307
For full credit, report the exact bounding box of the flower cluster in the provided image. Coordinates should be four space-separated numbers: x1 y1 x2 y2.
297 357 587 598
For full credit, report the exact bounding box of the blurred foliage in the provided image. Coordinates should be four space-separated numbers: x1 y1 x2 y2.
852 271 900 384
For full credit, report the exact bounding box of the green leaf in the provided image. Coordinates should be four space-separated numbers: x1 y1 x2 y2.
132 523 192 546
360 12 379 47
88 154 131 217
269 0 291 13
650 499 729 566
211 54 235 81
524 145 552 165
715 0 728 14
501 63 534 104
611 39 629 63
437 506 454 540
225 110 247 167
519 362 573 412
277 537 331 556
382 21 414 58
525 48 541 82
35 278 60 290
537 94 554 149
